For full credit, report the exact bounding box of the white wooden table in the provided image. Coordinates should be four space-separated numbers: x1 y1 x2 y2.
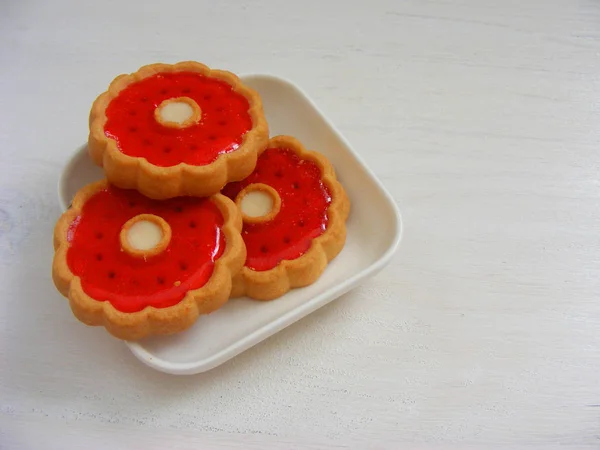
2 0 599 448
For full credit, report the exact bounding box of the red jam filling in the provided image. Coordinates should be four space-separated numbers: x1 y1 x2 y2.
104 71 252 167
222 147 331 271
66 186 225 313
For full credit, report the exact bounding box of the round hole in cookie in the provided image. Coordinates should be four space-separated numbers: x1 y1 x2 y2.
235 183 282 224
120 214 172 259
126 220 162 250
155 97 202 129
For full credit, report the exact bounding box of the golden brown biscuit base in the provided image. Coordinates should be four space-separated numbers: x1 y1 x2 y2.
52 180 246 340
230 135 350 301
88 61 269 200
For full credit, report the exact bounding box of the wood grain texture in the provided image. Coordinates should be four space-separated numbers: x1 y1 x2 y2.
1 0 600 447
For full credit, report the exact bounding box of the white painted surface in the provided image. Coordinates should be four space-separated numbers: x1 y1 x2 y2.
1 0 600 448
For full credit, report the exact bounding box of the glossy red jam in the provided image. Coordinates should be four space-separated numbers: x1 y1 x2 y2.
66 186 225 313
104 72 252 167
222 147 331 271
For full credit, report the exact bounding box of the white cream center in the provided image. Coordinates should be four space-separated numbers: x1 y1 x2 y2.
240 191 274 218
127 220 163 251
158 101 194 124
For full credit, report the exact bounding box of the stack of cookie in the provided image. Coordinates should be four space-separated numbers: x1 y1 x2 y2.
52 62 350 340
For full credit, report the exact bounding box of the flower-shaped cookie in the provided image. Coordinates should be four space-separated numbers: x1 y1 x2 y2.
221 135 350 300
52 180 245 340
89 61 269 199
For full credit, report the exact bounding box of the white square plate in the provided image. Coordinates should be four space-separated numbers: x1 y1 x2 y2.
58 74 402 375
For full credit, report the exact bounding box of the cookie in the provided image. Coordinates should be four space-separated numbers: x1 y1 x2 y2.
52 180 246 340
222 135 350 300
88 61 269 199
